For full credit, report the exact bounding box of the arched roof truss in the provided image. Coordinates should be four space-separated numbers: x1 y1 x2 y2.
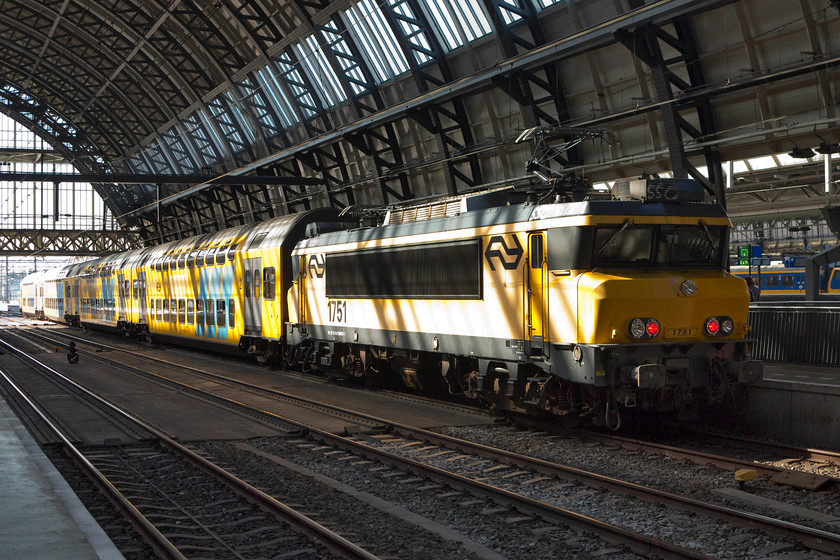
0 0 836 245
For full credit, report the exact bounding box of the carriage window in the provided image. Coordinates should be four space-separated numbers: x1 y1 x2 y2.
163 299 170 322
196 299 204 324
205 299 215 326
196 250 206 267
781 275 795 288
227 242 239 261
764 276 779 288
263 267 276 300
228 299 235 328
187 299 195 324
247 232 268 250
254 269 261 299
244 270 252 299
178 254 187 269
217 299 226 327
133 279 139 299
178 299 186 323
216 245 228 265
205 248 216 267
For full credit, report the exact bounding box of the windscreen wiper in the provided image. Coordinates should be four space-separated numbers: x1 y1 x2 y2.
595 219 631 258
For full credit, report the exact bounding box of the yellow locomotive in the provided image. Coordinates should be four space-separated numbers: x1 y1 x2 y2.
287 178 762 427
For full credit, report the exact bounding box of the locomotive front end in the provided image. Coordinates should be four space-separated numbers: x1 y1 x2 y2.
536 179 762 424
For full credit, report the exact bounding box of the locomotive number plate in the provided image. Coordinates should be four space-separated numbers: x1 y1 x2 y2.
665 327 697 338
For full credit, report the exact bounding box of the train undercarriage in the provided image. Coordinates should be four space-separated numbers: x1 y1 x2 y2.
284 338 762 430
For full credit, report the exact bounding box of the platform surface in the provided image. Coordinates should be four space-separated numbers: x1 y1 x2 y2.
0 397 125 560
762 362 840 387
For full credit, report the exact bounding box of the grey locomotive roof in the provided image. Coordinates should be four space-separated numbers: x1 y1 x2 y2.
303 200 729 248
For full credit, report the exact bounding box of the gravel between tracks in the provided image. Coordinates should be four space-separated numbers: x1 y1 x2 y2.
196 438 646 560
432 424 840 537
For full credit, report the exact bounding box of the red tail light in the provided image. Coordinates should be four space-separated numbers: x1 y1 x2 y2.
646 320 660 337
705 318 720 335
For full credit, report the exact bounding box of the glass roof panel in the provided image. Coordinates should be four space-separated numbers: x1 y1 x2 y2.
498 0 524 25
746 155 777 170
254 68 297 127
344 0 409 82
389 0 434 65
295 35 348 107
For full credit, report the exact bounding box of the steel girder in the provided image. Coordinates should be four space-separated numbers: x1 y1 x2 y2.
381 0 483 197
483 0 580 169
0 228 141 256
616 19 725 204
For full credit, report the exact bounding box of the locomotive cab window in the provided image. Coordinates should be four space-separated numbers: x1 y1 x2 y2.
592 223 726 268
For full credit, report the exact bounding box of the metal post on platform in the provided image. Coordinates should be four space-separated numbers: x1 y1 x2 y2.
827 153 834 194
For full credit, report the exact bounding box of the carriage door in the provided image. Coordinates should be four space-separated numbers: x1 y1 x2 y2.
243 257 263 335
527 232 547 356
138 270 148 324
117 273 127 321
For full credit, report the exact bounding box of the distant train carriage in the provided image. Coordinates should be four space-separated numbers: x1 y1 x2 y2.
731 264 840 298
287 180 762 428
19 271 45 319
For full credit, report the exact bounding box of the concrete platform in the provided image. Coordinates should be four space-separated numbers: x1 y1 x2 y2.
747 363 840 450
0 396 125 560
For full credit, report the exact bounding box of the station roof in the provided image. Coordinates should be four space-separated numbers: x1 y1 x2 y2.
0 0 838 245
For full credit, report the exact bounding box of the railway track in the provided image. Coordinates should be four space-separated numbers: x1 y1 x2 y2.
0 336 383 560
0 323 700 558
5 320 840 558
558 427 840 488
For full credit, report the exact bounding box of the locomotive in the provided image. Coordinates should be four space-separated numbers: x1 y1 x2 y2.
20 177 762 428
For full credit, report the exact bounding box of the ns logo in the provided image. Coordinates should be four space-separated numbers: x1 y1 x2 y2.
484 235 523 271
307 254 326 278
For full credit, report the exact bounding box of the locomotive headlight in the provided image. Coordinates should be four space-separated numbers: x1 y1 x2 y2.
679 279 697 296
629 318 646 339
721 318 734 335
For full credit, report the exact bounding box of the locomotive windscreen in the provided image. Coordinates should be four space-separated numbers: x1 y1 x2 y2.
592 222 727 268
326 240 482 299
